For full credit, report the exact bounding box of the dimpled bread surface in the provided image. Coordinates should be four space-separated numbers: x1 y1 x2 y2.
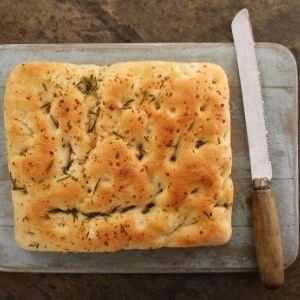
4 61 233 252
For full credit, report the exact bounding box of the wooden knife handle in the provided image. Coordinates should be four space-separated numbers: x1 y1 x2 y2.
251 187 284 289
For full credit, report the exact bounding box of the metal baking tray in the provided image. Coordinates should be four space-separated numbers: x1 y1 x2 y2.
0 43 298 272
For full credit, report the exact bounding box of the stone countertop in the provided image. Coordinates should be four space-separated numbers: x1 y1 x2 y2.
0 0 299 299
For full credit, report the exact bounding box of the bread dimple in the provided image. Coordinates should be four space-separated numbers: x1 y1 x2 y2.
4 61 233 252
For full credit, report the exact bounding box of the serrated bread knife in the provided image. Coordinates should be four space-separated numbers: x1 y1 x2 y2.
232 9 284 288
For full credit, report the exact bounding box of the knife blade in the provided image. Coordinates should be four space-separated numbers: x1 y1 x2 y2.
232 8 284 289
231 8 272 181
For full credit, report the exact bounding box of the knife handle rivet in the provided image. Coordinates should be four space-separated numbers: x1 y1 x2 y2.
253 178 269 190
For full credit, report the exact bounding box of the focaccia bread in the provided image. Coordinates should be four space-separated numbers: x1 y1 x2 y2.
4 61 233 252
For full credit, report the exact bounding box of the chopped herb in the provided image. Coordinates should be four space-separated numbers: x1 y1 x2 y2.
112 131 124 139
148 94 156 102
200 104 207 112
166 140 175 147
9 172 27 194
169 136 182 162
49 207 113 221
56 175 71 182
87 106 101 133
120 205 136 213
170 155 176 161
42 83 48 92
120 224 128 236
195 139 207 149
20 148 29 156
142 203 155 214
16 119 34 136
50 114 59 128
84 211 108 218
79 148 93 165
154 101 160 110
28 242 39 249
76 75 98 95
62 144 74 174
45 161 53 173
121 99 134 110
55 83 63 90
49 208 67 213
62 159 73 174
143 110 151 120
142 188 164 214
140 91 147 105
188 122 194 132
70 208 78 222
40 102 51 113
89 106 100 115
136 144 146 160
109 206 120 214
92 177 102 195
144 136 149 142
155 187 164 196
159 77 169 89
204 211 213 218
191 188 199 194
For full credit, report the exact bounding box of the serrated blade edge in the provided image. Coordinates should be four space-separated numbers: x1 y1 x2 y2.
231 9 272 180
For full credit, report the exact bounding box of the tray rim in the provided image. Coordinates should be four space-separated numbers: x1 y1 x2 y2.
0 42 298 273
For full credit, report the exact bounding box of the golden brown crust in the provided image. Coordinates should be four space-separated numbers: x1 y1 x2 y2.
4 61 233 252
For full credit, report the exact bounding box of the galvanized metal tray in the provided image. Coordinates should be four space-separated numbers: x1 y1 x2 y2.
0 43 298 272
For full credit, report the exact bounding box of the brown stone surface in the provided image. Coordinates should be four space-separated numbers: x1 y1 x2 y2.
0 0 299 299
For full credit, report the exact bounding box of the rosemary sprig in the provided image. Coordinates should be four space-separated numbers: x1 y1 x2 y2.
76 75 98 95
